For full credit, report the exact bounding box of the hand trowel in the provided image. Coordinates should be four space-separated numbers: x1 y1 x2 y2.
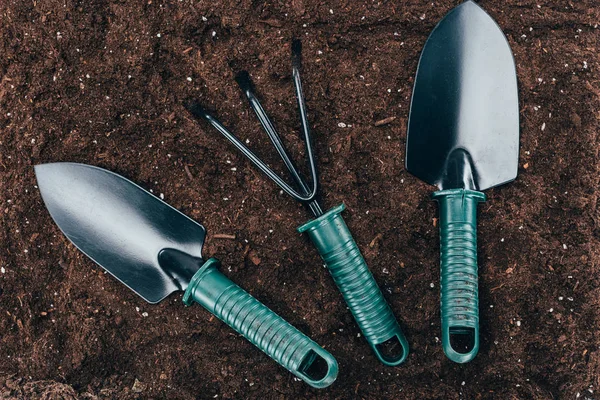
35 162 338 388
406 1 519 363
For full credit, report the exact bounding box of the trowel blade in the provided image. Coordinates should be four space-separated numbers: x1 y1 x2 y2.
406 1 519 191
35 163 206 303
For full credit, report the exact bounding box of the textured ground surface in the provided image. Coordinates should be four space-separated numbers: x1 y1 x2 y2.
1 0 600 398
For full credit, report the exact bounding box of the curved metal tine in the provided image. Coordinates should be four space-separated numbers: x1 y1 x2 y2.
185 101 317 203
291 39 320 206
235 71 317 204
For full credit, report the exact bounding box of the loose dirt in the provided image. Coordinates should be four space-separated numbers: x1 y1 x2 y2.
1 0 599 398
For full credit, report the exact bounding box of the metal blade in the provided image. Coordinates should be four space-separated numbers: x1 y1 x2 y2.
35 163 206 303
406 1 519 191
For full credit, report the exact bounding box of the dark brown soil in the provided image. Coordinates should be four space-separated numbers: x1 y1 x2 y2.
1 0 600 398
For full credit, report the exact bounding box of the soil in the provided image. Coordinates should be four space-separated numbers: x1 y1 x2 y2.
1 0 600 399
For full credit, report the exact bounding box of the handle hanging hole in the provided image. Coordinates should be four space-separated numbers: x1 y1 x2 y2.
375 335 406 364
299 350 330 382
449 327 476 354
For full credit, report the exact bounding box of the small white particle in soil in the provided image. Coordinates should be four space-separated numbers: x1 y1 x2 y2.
429 283 435 288
136 307 140 312
159 193 164 200
187 77 192 82
516 321 521 326
202 16 207 22
156 33 161 37
549 308 554 312
559 296 564 301
338 122 347 128
329 9 333 14
541 122 546 131
1 267 5 274
142 312 148 317
562 243 567 249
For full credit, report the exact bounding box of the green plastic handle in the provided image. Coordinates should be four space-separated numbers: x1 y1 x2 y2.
298 204 409 366
432 189 486 363
182 258 338 388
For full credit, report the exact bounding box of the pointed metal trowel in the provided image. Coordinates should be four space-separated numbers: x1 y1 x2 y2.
406 1 519 363
35 162 338 388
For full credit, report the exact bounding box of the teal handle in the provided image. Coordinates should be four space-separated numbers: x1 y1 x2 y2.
432 189 486 363
183 258 338 388
298 204 409 366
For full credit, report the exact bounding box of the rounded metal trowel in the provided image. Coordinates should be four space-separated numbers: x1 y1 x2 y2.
406 1 520 363
35 162 338 388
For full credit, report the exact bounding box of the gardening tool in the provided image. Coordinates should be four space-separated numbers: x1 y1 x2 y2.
35 162 338 388
186 39 409 366
406 1 519 363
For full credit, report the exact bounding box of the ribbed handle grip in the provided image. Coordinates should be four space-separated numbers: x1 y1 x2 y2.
298 204 408 366
433 189 486 363
183 258 338 388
